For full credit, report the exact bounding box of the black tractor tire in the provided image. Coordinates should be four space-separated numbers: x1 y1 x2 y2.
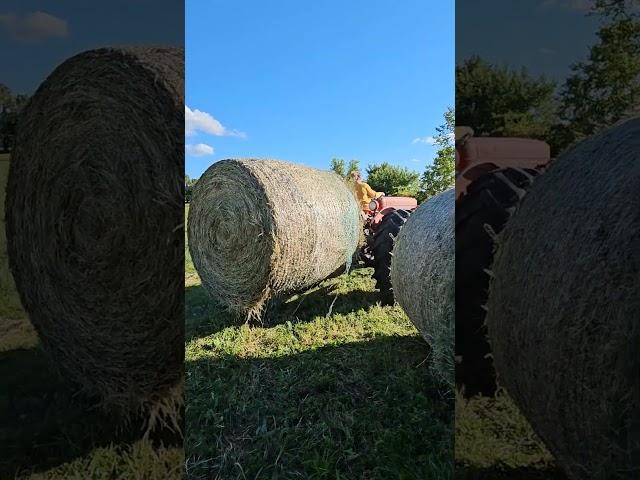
456 167 538 397
372 209 411 305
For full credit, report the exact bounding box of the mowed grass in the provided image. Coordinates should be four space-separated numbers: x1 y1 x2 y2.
0 299 182 480
455 390 566 479
0 154 182 479
0 155 31 334
184 205 453 479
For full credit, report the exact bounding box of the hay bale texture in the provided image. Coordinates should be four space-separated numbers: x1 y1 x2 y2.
5 47 184 415
391 188 454 386
188 159 360 317
486 117 640 479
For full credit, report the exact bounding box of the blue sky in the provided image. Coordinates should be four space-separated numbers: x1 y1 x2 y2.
0 1 183 95
456 0 602 81
186 0 455 178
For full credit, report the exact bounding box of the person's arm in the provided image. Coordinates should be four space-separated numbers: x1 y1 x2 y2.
364 183 379 198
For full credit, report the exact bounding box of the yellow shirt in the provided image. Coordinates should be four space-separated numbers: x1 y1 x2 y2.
353 181 379 210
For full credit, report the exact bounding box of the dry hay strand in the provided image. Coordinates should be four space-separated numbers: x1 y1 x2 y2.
5 47 184 418
486 116 640 479
188 158 361 318
391 188 454 388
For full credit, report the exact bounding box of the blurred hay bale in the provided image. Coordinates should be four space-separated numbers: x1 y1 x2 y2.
391 188 454 387
5 47 184 416
487 117 640 479
188 159 360 318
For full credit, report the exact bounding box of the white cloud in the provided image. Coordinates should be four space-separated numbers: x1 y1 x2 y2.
185 105 246 138
186 143 215 157
537 47 557 55
413 132 454 145
413 136 437 145
0 11 69 42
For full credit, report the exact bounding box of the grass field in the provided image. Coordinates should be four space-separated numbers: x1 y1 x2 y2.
185 205 454 479
0 154 182 479
0 155 30 330
186 201 569 479
455 391 566 479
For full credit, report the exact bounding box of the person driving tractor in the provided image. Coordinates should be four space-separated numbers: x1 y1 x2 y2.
350 170 384 212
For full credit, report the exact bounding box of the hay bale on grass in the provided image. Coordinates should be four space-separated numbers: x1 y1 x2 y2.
188 159 360 317
5 47 184 416
486 117 640 479
391 188 454 386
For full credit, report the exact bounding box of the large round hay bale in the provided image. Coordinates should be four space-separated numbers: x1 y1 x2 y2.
391 188 454 386
188 159 360 317
5 47 184 415
486 117 640 479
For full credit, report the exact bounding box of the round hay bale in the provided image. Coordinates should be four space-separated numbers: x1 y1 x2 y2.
5 47 184 415
188 159 360 317
486 117 640 479
391 188 454 387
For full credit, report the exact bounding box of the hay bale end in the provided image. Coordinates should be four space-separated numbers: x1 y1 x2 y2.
5 47 184 416
188 158 361 318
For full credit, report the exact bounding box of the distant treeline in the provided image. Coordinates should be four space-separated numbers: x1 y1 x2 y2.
185 175 197 203
0 84 29 153
331 107 455 204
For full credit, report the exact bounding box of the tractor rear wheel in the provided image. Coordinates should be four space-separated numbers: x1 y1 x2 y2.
372 209 411 305
456 167 538 397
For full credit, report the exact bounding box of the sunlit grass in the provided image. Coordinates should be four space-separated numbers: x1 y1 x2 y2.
184 205 453 479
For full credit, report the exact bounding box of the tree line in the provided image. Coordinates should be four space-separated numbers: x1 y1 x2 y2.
331 106 455 204
0 85 29 152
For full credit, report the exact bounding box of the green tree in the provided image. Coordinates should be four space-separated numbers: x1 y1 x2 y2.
330 158 360 180
591 0 639 19
330 158 345 177
0 85 30 152
365 162 420 197
330 158 360 190
185 175 198 203
418 107 455 202
346 159 359 179
0 84 12 108
553 1 640 150
456 56 557 141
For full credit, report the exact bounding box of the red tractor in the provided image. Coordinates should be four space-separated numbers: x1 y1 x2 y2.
360 195 418 304
455 126 553 396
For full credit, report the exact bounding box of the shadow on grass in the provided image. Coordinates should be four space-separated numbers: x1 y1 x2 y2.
0 347 182 478
269 283 381 325
185 281 382 341
455 465 567 479
185 335 453 480
185 285 237 341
